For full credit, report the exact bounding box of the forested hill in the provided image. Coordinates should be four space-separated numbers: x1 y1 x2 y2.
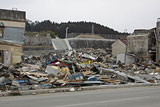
26 20 128 38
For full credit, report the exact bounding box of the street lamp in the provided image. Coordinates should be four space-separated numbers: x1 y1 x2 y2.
65 27 69 38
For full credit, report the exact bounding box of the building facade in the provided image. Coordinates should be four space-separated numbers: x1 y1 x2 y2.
0 9 25 65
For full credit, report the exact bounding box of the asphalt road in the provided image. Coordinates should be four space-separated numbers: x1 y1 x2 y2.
1 86 160 107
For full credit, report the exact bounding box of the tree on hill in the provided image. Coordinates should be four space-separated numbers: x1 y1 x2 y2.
26 20 128 38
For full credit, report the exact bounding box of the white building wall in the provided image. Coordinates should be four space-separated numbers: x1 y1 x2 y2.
112 40 126 57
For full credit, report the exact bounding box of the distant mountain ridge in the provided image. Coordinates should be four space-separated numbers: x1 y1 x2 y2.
26 20 128 38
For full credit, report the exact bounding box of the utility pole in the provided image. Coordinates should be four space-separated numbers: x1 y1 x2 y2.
65 27 69 38
92 24 94 35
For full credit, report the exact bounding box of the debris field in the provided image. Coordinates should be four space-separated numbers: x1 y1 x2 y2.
1 48 160 93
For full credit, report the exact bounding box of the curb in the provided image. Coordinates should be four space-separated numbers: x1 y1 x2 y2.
79 83 160 91
0 83 160 97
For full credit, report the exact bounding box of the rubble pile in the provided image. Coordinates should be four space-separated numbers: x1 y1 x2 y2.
1 48 160 92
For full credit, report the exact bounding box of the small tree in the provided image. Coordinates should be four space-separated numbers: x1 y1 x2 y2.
46 31 57 38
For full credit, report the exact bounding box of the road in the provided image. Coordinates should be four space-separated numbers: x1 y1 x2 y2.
0 86 160 107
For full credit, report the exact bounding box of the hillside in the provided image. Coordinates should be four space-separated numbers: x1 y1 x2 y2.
26 20 128 38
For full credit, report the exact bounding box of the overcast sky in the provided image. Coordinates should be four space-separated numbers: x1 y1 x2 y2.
1 0 160 33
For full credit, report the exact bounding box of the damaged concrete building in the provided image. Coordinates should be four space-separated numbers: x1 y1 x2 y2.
127 19 160 63
0 9 26 65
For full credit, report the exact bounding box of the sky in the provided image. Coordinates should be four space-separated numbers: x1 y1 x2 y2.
0 0 160 33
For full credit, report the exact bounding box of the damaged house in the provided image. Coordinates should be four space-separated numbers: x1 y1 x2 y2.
112 39 127 57
112 39 136 65
111 19 160 63
0 9 26 65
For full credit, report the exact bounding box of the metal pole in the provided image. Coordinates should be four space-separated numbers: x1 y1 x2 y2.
65 27 69 38
92 24 94 35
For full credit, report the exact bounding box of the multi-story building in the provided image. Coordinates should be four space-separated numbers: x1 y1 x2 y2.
0 9 26 65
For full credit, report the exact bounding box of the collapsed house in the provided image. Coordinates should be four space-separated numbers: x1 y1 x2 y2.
0 9 25 65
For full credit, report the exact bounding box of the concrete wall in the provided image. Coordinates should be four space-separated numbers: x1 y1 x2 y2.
67 33 127 39
0 9 25 21
23 36 54 56
24 36 52 46
24 37 115 56
112 40 126 57
68 38 115 49
127 34 149 56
